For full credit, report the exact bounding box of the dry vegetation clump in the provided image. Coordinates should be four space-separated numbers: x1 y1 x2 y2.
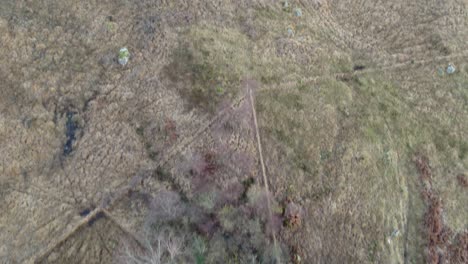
162 27 250 113
414 154 433 184
135 183 288 263
414 154 467 264
118 227 188 264
163 118 178 144
425 197 453 264
2 1 467 263
118 86 291 263
457 174 468 189
414 154 447 263
283 198 304 229
448 232 468 264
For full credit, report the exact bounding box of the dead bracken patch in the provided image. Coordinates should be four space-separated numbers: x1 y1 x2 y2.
291 244 304 264
283 198 303 228
457 174 468 188
413 154 432 183
449 232 468 264
414 154 445 263
164 117 178 143
414 154 435 202
426 199 451 245
287 213 301 228
414 154 467 264
425 197 452 264
202 150 218 175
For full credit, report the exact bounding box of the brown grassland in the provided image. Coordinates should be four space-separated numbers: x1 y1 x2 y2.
0 0 467 263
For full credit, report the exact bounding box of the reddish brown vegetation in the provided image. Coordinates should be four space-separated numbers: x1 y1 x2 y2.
414 154 445 263
282 197 306 264
189 150 220 194
221 182 245 204
457 174 468 188
291 245 303 264
283 198 303 229
164 117 178 143
187 150 217 175
196 215 219 237
425 197 452 264
449 232 468 264
413 154 467 264
426 198 451 246
202 151 218 175
287 213 301 228
413 154 432 184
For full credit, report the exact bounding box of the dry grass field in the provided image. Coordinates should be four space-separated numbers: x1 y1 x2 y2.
0 0 467 263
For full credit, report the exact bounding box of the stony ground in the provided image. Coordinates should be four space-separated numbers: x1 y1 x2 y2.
1 0 467 263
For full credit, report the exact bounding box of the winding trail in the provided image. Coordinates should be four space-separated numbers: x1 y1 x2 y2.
259 49 468 94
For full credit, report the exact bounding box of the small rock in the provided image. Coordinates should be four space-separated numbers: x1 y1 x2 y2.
446 63 456 74
287 27 294 37
387 228 400 244
437 67 444 76
118 47 130 66
294 8 302 17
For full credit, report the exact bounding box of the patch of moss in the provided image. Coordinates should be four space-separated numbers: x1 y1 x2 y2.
218 205 236 232
367 239 378 262
459 141 468 160
164 26 250 112
296 79 312 92
319 78 353 107
260 74 281 85
279 93 304 111
256 7 282 20
311 185 333 201
333 55 353 73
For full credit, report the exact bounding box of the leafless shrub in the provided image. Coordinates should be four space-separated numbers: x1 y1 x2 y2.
175 151 208 178
457 174 468 188
265 213 284 240
119 227 186 264
196 216 219 237
221 182 245 204
261 242 289 264
210 100 256 178
147 191 185 225
449 232 468 263
163 232 185 261
284 200 304 228
247 185 274 221
188 151 218 178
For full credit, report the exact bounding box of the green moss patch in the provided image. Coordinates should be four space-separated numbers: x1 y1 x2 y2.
164 26 250 112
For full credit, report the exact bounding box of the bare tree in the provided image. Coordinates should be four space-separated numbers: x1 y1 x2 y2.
164 233 185 261
146 191 185 225
119 228 185 264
